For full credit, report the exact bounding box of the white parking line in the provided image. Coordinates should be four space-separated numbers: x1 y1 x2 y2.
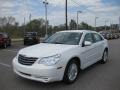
0 63 11 68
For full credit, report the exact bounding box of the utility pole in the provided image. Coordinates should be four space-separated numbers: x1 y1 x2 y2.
77 11 82 30
29 13 32 31
43 0 48 37
29 13 31 22
65 0 68 30
95 17 99 31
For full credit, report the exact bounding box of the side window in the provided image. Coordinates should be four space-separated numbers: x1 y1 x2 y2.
3 34 8 38
93 33 103 43
84 33 93 43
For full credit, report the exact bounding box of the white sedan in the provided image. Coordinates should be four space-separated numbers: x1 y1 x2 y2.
13 30 109 84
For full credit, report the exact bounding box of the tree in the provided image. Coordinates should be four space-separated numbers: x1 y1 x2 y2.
25 18 46 36
69 19 77 30
79 22 94 30
14 22 19 27
7 16 15 25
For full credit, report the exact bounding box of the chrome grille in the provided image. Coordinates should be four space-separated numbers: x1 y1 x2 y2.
18 54 38 66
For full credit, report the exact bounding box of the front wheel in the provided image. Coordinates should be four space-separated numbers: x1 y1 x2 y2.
101 50 108 64
63 60 79 84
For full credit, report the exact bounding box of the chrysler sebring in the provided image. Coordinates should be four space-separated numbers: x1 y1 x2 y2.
13 30 108 84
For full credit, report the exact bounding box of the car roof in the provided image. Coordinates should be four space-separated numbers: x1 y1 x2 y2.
59 30 97 33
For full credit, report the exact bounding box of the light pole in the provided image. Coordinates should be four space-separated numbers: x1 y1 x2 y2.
105 20 108 31
95 17 99 31
43 0 48 37
119 16 120 31
110 20 112 32
29 13 32 31
77 11 82 30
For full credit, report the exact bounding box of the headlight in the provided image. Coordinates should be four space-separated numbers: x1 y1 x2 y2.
38 54 61 66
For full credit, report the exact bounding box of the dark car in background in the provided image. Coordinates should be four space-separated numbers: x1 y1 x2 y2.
24 32 40 45
0 33 11 48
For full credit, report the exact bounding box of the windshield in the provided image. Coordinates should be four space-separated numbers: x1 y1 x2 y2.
43 32 82 45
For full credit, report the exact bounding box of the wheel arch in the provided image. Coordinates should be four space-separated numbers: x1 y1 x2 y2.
67 56 81 70
104 47 109 52
63 56 81 83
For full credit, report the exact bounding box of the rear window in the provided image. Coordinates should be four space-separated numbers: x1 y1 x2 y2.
0 34 3 37
0 33 8 38
25 33 37 37
0 34 2 37
3 34 8 38
93 33 103 43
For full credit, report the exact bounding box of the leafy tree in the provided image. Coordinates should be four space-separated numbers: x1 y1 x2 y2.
69 19 77 30
79 22 94 30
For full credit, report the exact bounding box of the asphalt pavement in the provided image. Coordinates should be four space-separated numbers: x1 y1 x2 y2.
0 39 120 90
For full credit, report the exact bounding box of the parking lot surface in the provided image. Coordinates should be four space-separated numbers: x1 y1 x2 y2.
0 39 120 90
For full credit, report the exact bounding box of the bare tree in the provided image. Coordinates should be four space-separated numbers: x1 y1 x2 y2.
7 16 15 25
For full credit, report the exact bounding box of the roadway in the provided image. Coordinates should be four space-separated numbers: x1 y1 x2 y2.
0 39 120 90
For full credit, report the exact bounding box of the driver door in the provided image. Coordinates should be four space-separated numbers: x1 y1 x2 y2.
81 33 98 68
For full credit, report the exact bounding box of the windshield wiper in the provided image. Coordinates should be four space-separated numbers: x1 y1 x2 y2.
42 41 64 44
53 42 64 44
42 41 48 43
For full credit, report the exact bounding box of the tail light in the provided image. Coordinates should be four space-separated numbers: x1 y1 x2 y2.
0 38 4 42
0 38 6 41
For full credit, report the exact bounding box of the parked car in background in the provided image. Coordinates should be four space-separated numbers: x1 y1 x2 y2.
99 31 115 40
0 33 11 48
99 33 107 39
13 30 109 84
112 33 119 39
99 32 111 40
24 32 40 45
106 33 113 40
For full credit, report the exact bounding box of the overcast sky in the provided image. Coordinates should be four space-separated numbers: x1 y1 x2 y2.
0 0 120 26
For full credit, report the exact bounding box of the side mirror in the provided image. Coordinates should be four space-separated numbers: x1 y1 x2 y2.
84 41 92 46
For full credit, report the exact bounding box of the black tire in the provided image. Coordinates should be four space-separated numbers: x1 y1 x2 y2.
24 41 26 45
63 60 79 84
101 50 108 64
8 41 11 46
4 43 7 48
8 43 11 46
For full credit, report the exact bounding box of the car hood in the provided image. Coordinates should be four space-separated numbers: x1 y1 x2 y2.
19 43 77 58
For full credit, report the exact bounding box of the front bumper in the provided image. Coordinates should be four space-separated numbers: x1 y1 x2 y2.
13 58 65 83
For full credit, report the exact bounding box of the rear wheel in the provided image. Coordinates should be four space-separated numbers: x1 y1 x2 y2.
8 41 11 46
63 60 79 84
101 50 108 64
24 41 26 45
